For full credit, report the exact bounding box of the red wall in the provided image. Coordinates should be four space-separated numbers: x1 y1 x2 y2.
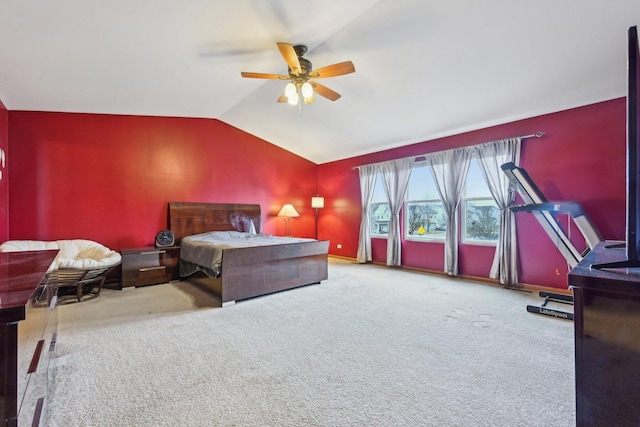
8 112 318 250
5 99 627 289
0 100 7 242
318 99 626 289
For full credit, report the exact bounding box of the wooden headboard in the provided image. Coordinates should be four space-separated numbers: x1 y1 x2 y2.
169 202 262 243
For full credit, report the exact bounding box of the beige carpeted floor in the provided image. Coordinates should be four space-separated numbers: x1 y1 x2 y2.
44 258 575 426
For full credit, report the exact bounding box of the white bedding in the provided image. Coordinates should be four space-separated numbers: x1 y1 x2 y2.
179 231 314 277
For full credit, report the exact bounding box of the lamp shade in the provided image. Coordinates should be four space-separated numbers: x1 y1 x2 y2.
311 196 325 209
277 204 300 218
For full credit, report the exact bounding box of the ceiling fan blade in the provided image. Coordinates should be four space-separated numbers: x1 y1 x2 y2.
241 72 289 79
277 42 301 75
311 82 341 101
277 92 288 103
309 61 355 79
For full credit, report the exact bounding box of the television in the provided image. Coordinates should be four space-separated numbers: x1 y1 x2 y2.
593 25 640 269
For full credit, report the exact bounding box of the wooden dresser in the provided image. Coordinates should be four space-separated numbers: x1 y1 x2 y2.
121 246 180 288
569 242 640 426
0 250 58 427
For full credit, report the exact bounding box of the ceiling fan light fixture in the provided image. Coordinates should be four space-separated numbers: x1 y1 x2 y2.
287 91 299 105
301 81 313 98
240 42 355 108
285 82 297 99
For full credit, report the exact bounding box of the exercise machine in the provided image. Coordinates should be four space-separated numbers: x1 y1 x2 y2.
501 162 603 320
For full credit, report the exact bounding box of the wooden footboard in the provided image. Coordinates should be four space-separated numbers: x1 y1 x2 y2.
219 240 329 305
169 202 330 305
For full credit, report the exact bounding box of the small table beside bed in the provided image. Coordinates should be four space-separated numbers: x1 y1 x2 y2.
169 202 330 306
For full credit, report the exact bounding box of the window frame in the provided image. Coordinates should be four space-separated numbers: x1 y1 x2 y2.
369 172 390 239
403 163 446 243
459 157 500 246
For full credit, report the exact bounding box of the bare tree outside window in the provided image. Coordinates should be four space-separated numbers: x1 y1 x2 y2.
465 202 499 241
461 159 499 245
404 164 446 240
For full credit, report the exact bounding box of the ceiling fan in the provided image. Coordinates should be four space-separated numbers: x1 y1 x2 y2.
240 42 355 106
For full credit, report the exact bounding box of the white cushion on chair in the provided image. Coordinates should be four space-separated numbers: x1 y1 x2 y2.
56 240 122 269
0 240 59 252
0 239 121 270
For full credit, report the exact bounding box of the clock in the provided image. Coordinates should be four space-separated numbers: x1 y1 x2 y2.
155 230 175 248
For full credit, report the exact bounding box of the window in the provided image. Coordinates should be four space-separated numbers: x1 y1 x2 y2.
404 164 446 240
370 173 390 237
462 159 499 244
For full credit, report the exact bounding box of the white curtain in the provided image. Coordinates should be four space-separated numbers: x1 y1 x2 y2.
474 138 522 285
356 164 378 263
379 158 415 266
426 148 472 275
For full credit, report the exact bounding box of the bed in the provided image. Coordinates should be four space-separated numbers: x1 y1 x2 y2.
169 202 329 306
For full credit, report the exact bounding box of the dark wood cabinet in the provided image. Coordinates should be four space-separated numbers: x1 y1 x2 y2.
569 242 640 426
0 250 58 427
121 246 180 288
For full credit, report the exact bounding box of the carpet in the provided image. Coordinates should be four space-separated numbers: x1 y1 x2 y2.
44 258 575 426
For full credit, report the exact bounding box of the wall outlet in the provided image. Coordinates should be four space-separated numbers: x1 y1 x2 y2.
337 244 342 249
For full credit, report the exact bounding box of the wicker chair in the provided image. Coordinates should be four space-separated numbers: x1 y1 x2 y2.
46 264 118 303
0 239 121 303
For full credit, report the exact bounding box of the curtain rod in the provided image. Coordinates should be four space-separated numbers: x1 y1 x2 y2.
352 131 545 170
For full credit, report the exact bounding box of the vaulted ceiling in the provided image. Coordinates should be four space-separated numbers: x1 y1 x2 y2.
1 1 639 164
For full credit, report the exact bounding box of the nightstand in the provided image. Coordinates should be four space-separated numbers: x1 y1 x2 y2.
121 246 180 288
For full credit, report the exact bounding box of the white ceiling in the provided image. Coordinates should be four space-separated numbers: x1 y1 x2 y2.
1 1 639 164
